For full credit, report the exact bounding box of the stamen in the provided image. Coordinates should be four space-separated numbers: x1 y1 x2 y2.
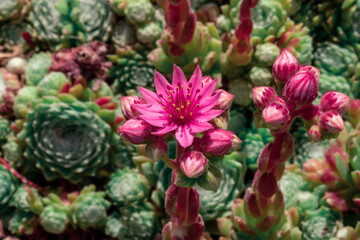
181 105 184 109
180 116 184 119
168 96 171 99
187 93 191 96
187 101 191 105
196 104 199 107
176 87 179 90
176 108 180 111
169 90 172 93
163 107 166 110
169 114 172 118
181 85 184 89
190 112 193 116
172 104 175 107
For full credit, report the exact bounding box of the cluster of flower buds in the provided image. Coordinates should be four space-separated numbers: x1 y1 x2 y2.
232 50 349 238
118 65 240 239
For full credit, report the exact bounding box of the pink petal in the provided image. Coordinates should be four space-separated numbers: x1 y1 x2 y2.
188 66 203 102
140 114 170 128
189 121 213 133
152 122 178 135
154 71 172 98
193 109 223 122
134 104 166 115
199 78 218 99
196 92 221 113
172 65 188 89
138 87 159 104
175 124 194 148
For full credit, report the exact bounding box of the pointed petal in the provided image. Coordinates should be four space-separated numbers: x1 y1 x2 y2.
188 65 203 101
175 124 194 148
138 87 158 104
140 114 170 127
154 70 172 97
193 109 223 122
199 78 218 100
172 65 188 88
196 92 221 113
189 121 213 133
134 104 166 115
152 122 178 135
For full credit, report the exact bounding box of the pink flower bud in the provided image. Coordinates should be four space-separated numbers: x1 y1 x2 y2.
262 103 290 130
165 185 200 225
146 137 168 161
118 118 152 144
120 96 145 119
180 151 208 178
319 91 350 114
272 49 300 83
319 111 344 134
303 158 327 183
282 66 319 106
348 99 360 126
324 192 348 211
202 76 213 86
200 129 235 156
230 132 242 152
308 125 322 143
252 86 277 109
320 169 341 189
213 89 234 110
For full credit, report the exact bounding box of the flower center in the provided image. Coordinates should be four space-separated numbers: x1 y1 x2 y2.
158 82 201 124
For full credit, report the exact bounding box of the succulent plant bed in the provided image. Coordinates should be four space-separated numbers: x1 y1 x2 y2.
0 0 360 239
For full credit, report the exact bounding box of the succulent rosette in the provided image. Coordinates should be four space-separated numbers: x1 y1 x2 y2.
17 93 113 182
108 47 155 95
0 0 30 22
70 185 110 231
7 210 37 236
0 165 17 207
105 202 160 239
197 152 246 221
24 52 52 86
105 168 151 206
0 22 32 49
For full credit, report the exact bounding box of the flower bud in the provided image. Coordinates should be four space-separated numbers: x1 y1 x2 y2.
308 125 322 143
165 185 200 225
319 91 350 114
180 151 208 178
319 111 344 134
202 76 213 86
324 192 348 211
118 118 152 144
230 132 242 152
146 137 168 161
262 103 290 130
282 66 319 105
272 49 300 83
162 216 204 240
213 89 234 110
348 99 360 127
244 189 260 217
252 86 277 109
120 96 145 119
200 129 235 156
6 57 27 75
303 158 327 183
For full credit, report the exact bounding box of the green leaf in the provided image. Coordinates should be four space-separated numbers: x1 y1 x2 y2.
174 172 196 188
197 165 222 192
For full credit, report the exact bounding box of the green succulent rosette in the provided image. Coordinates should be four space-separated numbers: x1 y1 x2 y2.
11 185 40 212
249 66 273 87
314 42 358 78
254 43 280 67
0 0 30 22
8 210 37 236
3 136 24 168
24 53 52 86
197 152 246 221
109 48 155 95
124 0 154 26
0 22 32 49
36 72 71 97
0 165 17 207
71 185 110 231
111 21 137 48
301 207 339 240
105 202 160 240
0 117 10 144
39 197 70 234
105 168 151 206
17 94 112 182
30 0 112 48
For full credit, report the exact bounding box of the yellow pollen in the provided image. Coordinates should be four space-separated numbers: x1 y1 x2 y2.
181 85 184 88
190 112 193 116
169 90 172 93
180 116 184 119
163 107 166 110
187 101 191 105
169 114 172 118
176 108 180 111
196 104 199 107
187 93 191 96
181 105 184 109
172 104 175 107
176 87 179 90
187 87 190 91
168 95 171 99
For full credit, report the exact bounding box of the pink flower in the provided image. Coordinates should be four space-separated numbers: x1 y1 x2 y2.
134 65 223 148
